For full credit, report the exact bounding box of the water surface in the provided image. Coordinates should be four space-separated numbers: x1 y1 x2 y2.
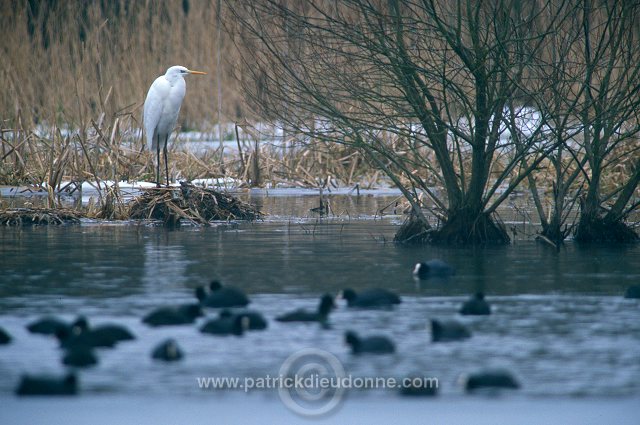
0 193 639 402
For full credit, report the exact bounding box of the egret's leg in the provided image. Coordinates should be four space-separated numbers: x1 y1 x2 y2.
163 136 170 187
155 135 161 188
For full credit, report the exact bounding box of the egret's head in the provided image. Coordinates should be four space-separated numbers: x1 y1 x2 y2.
165 65 207 78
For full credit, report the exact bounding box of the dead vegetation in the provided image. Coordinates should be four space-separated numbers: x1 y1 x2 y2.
0 207 84 226
128 183 262 225
0 183 262 227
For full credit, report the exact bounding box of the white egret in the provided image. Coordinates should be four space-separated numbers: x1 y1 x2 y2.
143 65 206 187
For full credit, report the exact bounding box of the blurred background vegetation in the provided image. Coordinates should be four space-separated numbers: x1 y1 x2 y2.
0 0 242 129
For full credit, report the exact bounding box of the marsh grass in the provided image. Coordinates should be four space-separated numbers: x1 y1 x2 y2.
1 1 244 127
1 111 386 183
0 112 391 224
1 112 637 222
0 1 385 198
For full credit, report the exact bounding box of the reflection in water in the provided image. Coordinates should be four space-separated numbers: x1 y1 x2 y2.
0 194 639 400
0 226 146 300
142 238 189 289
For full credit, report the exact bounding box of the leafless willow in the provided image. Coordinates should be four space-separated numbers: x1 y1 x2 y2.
231 0 627 243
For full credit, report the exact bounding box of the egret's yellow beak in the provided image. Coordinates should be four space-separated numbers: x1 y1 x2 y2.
187 70 207 75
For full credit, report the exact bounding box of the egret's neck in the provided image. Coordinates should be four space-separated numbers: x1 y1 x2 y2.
164 73 184 86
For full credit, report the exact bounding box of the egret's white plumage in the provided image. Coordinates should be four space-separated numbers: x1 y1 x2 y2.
143 65 206 187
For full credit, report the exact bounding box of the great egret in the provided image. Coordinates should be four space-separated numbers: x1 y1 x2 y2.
143 65 206 187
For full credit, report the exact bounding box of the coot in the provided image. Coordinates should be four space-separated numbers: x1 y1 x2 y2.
345 330 395 354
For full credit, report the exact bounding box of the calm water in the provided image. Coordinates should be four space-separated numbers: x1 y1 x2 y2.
0 193 639 401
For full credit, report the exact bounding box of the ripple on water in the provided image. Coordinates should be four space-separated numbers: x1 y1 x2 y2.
1 214 639 399
0 293 639 398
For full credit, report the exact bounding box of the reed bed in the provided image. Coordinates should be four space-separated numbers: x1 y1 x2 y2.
0 0 244 127
1 115 637 207
0 114 386 190
0 1 389 192
2 1 636 197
